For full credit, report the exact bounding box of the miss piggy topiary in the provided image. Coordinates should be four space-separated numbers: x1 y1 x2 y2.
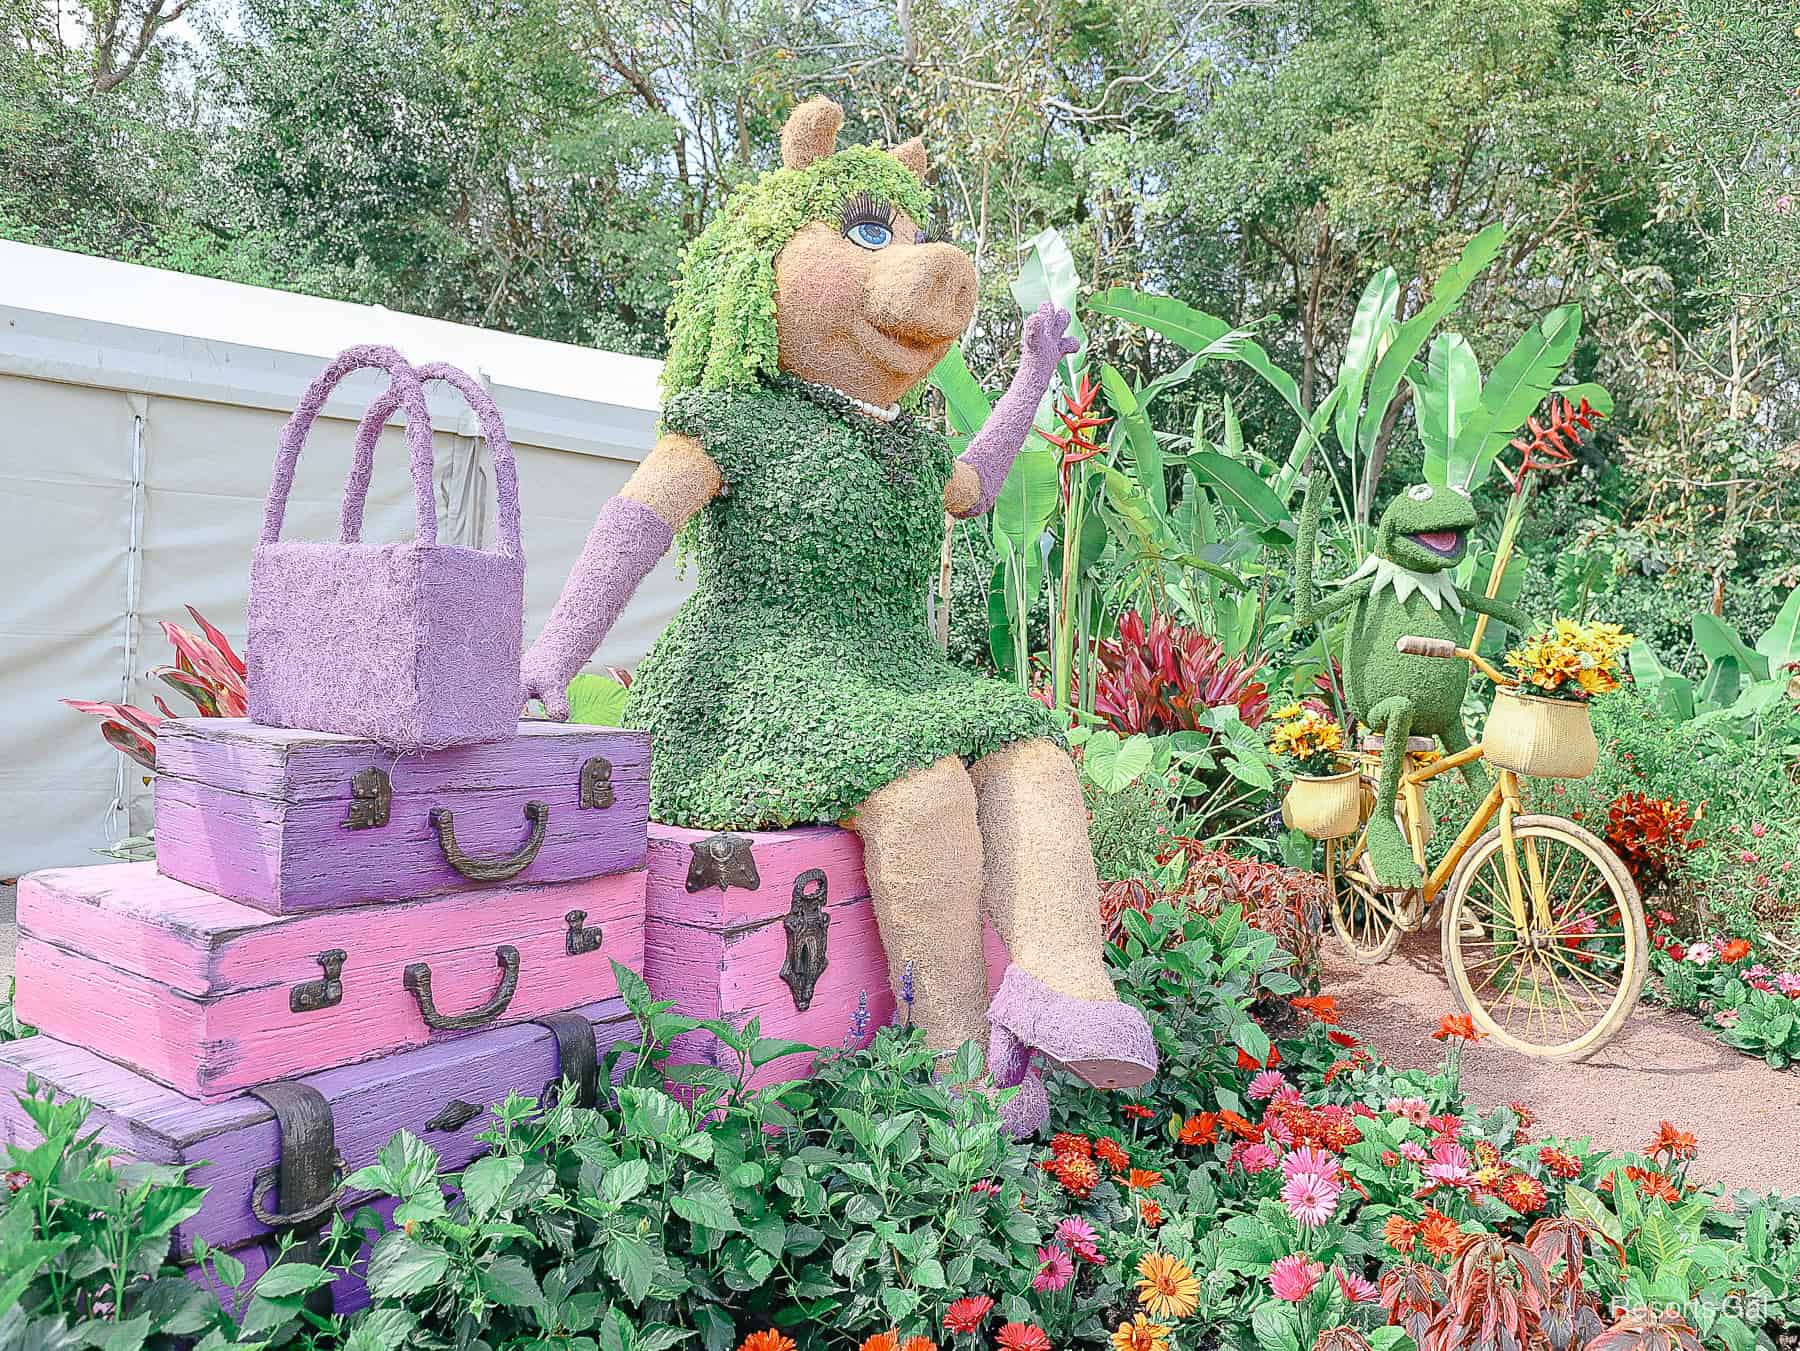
522 96 1155 1130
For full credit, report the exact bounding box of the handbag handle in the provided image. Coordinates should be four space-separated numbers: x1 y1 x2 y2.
260 345 439 548
343 361 523 559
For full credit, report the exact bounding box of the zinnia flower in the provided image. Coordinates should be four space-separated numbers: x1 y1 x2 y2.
1050 1133 1092 1160
1056 1217 1102 1263
740 1334 795 1351
860 1332 899 1351
1136 1251 1202 1321
1139 1199 1164 1228
1539 1146 1581 1179
996 1324 1051 1351
1281 1171 1343 1227
1498 1172 1548 1215
1267 1254 1324 1301
1334 1268 1381 1304
943 1295 994 1335
1431 1013 1485 1043
1053 1155 1100 1197
1247 1069 1289 1100
1095 1137 1131 1173
1033 1244 1075 1293
1383 1216 1417 1253
1236 1043 1280 1070
1109 1314 1170 1351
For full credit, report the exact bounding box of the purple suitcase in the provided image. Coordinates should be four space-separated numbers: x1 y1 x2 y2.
153 717 650 914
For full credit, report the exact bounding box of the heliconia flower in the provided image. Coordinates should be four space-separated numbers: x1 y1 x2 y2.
1334 1268 1381 1304
1033 1244 1075 1293
1247 1070 1289 1100
1267 1254 1324 1302
943 1295 995 1335
1280 1145 1339 1181
1281 1170 1343 1227
1056 1217 1103 1264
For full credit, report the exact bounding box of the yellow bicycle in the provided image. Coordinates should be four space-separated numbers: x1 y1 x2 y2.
1324 636 1647 1059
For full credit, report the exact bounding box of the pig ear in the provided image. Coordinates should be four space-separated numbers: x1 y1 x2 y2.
890 137 928 179
781 96 843 170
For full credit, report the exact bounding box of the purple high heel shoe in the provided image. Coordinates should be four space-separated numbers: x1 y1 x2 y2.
986 966 1157 1091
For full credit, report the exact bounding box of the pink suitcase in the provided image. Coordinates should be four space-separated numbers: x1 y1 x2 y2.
645 823 1010 1087
153 718 650 914
15 863 645 1100
0 999 634 1313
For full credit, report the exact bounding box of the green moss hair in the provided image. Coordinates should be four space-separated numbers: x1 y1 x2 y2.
660 145 937 398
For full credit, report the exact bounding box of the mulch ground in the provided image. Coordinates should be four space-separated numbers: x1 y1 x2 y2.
1325 929 1800 1196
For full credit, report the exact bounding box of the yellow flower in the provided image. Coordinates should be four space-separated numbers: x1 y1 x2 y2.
1111 1314 1172 1351
1136 1251 1201 1321
1272 703 1305 720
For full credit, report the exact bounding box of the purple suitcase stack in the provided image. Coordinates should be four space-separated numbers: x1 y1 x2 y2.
3 717 654 1310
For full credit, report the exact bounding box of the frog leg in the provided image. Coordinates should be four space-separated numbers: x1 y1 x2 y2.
968 738 1156 1092
1439 719 1488 789
844 757 991 1059
1364 695 1423 891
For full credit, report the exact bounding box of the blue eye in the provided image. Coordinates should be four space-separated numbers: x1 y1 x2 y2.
848 221 893 250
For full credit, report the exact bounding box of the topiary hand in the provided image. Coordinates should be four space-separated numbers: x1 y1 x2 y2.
1021 302 1079 379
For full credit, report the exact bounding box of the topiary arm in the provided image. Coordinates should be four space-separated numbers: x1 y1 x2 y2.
1293 470 1366 626
1457 589 1535 637
521 432 720 719
948 303 1078 518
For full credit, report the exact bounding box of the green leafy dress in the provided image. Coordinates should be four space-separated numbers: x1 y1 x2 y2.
625 376 1058 829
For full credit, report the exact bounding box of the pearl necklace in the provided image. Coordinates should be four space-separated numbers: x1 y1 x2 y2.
804 378 901 423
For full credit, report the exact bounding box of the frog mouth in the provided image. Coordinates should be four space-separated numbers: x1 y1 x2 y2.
1409 530 1466 560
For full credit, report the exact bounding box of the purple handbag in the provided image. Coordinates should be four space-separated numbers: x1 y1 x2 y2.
246 345 525 752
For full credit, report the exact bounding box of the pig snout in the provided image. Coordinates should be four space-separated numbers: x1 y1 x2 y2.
864 243 978 344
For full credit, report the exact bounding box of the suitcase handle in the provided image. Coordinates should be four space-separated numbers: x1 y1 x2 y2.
430 801 549 882
404 944 521 1031
249 1153 346 1229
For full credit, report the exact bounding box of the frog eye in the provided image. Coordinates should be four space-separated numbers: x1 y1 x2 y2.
1407 484 1435 502
847 220 894 250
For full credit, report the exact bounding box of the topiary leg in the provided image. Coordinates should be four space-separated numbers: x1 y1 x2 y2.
845 756 991 1056
1364 696 1422 891
1439 719 1488 789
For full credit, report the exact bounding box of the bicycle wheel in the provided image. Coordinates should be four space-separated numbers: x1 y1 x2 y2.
1440 814 1645 1059
1327 833 1402 964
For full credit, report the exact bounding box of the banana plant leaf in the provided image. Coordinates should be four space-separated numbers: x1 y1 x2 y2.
992 446 1061 560
1334 267 1400 462
1186 450 1290 539
1754 587 1800 671
1413 333 1483 486
1693 612 1771 683
1444 303 1583 490
1100 364 1164 516
1086 289 1297 423
927 342 992 448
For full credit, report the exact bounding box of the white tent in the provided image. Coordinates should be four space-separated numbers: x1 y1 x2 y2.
0 241 688 875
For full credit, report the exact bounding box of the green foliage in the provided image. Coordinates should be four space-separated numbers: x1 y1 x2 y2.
565 673 633 727
0 979 31 1043
630 378 1057 828
1713 986 1800 1071
1083 773 1178 884
661 146 932 396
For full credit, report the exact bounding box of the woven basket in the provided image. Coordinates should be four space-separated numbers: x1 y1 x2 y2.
1483 688 1598 779
1283 768 1362 839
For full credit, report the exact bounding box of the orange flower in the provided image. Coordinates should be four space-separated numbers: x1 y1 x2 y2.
1539 1146 1581 1180
740 1334 796 1351
861 1332 900 1351
1126 1168 1164 1190
1648 1122 1697 1162
1431 1014 1485 1044
1138 1198 1164 1228
1419 1208 1463 1259
900 1339 934 1351
1719 938 1752 963
1110 1314 1170 1351
1050 1133 1092 1160
1218 1110 1262 1141
1176 1113 1217 1147
1135 1252 1201 1321
1236 1043 1281 1070
1327 1029 1360 1048
1053 1155 1100 1197
1291 995 1340 1024
1383 1216 1417 1253
1498 1172 1548 1215
1095 1138 1131 1173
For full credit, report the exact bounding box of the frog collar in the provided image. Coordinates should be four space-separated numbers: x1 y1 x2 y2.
1339 552 1465 615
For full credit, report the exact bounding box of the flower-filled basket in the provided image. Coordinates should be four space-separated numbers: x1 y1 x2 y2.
1269 704 1359 839
1485 620 1632 780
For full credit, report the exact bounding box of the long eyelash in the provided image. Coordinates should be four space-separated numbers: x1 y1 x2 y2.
915 220 948 245
840 191 895 233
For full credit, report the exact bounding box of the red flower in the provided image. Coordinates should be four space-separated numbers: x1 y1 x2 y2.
1095 1137 1131 1173
1050 1133 1092 1160
1138 1198 1164 1228
1125 1168 1164 1190
1236 1042 1280 1070
1041 375 1110 504
995 1323 1052 1351
1052 1155 1100 1197
1327 1029 1360 1048
1648 1122 1697 1162
1290 995 1340 1024
944 1295 995 1335
1720 938 1752 963
860 1333 900 1351
1498 1172 1548 1215
1418 1208 1463 1259
1539 1146 1582 1180
1431 1014 1485 1044
1121 1104 1155 1120
1383 1216 1418 1253
1176 1113 1218 1146
1502 394 1604 495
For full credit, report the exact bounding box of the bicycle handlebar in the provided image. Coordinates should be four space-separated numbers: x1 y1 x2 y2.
1396 635 1459 658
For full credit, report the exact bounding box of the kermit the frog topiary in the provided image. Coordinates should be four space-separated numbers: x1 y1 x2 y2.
1293 475 1534 890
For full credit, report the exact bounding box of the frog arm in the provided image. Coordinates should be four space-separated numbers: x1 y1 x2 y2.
1305 576 1374 625
1457 589 1535 636
521 432 720 718
1293 472 1367 626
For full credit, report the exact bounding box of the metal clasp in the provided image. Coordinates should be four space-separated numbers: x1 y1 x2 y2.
685 833 760 893
781 869 831 1012
342 768 391 830
289 950 346 1014
564 909 603 957
579 757 614 809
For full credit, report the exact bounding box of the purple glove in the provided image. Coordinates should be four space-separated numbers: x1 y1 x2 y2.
954 301 1080 517
521 495 673 719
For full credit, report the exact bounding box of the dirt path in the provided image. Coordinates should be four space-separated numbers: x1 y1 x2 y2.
1325 931 1800 1196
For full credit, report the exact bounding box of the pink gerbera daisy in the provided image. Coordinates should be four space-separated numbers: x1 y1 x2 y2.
1247 1069 1289 1100
1033 1244 1074 1293
1267 1253 1324 1301
1280 1171 1343 1227
1399 1141 1429 1164
1334 1268 1380 1304
1232 1141 1279 1174
1055 1217 1102 1264
1280 1146 1339 1181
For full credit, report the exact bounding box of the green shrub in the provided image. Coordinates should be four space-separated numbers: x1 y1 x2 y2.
1084 776 1179 884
